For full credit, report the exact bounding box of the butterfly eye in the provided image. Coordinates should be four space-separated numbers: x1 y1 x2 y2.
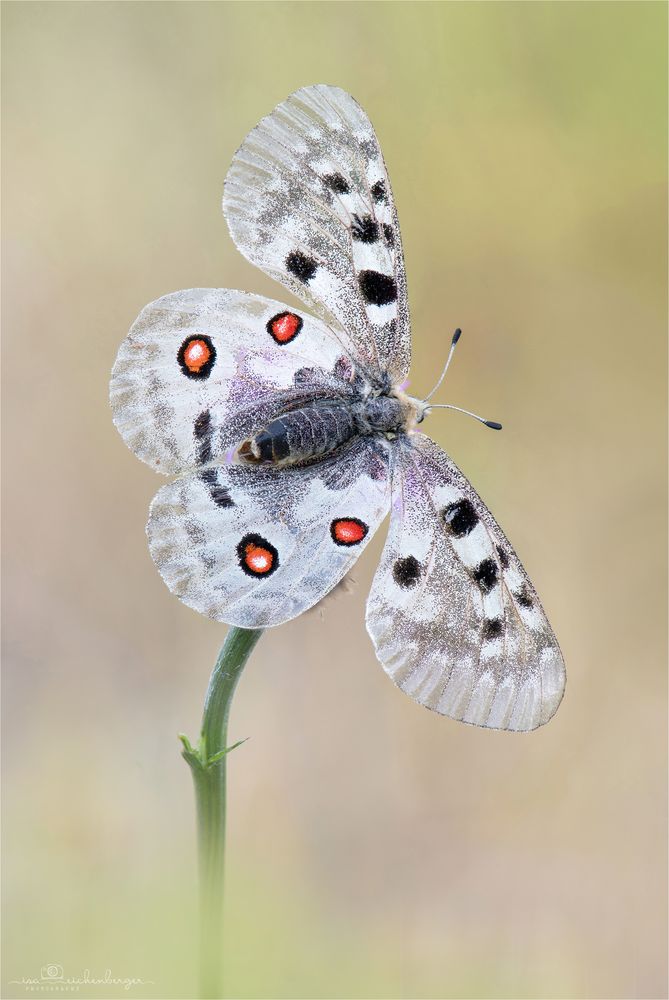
177 335 216 379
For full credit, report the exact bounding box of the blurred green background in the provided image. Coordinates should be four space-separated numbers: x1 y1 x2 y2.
2 2 666 998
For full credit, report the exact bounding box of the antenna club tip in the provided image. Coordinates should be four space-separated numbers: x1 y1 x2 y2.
452 328 462 345
485 420 503 431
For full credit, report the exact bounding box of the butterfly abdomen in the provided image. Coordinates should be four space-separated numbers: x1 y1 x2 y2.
236 401 358 465
236 393 418 467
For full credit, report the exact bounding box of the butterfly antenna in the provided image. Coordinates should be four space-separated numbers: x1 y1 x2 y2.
422 328 462 403
428 403 502 430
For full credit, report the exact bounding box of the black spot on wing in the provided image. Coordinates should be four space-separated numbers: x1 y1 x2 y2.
358 270 397 306
482 618 503 640
199 469 234 509
393 556 422 588
194 409 211 440
323 172 350 194
515 584 534 609
443 498 479 538
383 224 394 247
496 544 510 569
286 251 317 284
371 180 387 203
199 467 217 487
473 558 499 593
212 487 234 509
194 409 213 465
351 214 380 243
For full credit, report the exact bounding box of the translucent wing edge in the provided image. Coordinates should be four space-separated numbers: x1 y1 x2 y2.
366 436 566 732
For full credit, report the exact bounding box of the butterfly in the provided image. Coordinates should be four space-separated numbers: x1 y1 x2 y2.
110 85 565 731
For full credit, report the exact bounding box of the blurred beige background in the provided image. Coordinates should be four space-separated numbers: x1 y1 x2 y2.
2 3 667 999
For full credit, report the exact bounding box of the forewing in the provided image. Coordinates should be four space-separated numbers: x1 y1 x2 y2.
366 435 565 731
224 85 411 383
148 437 391 628
110 287 359 475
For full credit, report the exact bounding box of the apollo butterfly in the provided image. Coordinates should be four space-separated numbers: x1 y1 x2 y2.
110 85 565 730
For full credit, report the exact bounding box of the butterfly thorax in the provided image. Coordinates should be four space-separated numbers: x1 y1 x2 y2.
235 390 420 467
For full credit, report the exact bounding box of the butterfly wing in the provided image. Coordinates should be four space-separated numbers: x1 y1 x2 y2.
147 437 391 627
366 434 565 731
110 287 360 475
224 84 410 384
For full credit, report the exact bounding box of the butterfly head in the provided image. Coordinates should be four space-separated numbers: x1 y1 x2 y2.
386 386 428 432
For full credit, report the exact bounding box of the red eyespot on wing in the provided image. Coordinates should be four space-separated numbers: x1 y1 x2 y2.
330 518 369 546
178 335 216 379
246 546 272 573
237 533 279 577
267 311 303 345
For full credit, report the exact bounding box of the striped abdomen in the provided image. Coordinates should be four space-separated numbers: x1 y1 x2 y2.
237 402 358 465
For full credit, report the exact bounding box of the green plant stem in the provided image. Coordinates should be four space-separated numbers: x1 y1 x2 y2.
180 627 263 1000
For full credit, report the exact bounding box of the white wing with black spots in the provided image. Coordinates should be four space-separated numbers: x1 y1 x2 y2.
110 287 362 475
110 85 566 730
148 437 392 627
366 435 565 731
224 84 410 384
